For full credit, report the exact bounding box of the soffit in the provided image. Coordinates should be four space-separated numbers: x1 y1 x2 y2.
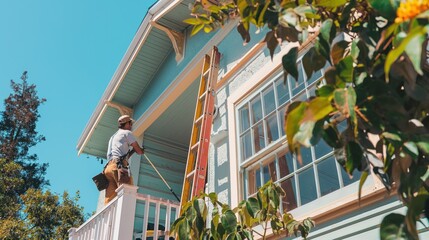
79 0 196 159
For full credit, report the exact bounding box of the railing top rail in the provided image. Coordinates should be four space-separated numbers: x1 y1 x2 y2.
135 192 180 207
75 196 119 231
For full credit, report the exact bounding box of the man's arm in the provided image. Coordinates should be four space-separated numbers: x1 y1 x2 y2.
131 141 144 155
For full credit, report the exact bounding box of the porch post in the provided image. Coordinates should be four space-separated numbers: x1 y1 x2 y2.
68 227 77 240
112 184 138 240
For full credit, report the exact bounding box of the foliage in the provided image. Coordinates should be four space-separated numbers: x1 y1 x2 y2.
0 72 85 239
185 0 429 239
0 188 85 240
0 71 48 195
171 181 314 239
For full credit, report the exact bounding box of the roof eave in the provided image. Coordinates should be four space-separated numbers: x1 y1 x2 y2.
76 0 179 156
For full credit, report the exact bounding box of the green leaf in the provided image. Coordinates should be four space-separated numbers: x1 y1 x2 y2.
178 218 190 240
315 37 332 65
306 96 335 121
316 85 335 97
208 192 218 204
183 17 201 25
367 0 400 21
417 141 429 154
315 0 348 8
282 47 299 81
302 47 326 80
245 198 260 218
331 40 350 65
320 19 335 45
191 24 205 36
339 0 355 28
256 0 270 27
264 31 279 60
204 25 214 33
382 132 402 144
405 29 426 75
346 141 365 173
276 25 299 42
322 124 343 148
242 229 253 240
380 213 408 240
285 101 307 152
333 87 357 129
358 170 369 201
194 198 207 217
403 142 419 159
237 22 251 44
221 210 238 233
336 56 354 83
385 25 427 82
350 39 360 61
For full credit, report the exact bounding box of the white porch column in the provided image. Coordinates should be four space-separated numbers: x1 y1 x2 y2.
113 184 138 240
68 227 77 240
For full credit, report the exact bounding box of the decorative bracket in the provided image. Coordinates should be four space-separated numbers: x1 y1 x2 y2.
151 21 185 62
105 100 133 116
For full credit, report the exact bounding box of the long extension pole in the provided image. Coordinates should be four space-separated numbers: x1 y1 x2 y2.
143 153 181 202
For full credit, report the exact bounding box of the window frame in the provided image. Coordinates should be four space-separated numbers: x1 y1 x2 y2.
226 43 386 219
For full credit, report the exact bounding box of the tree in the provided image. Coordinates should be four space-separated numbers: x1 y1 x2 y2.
0 71 48 195
185 0 429 239
0 72 85 239
0 188 85 240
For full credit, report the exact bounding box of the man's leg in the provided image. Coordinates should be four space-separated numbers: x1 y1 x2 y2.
104 161 119 204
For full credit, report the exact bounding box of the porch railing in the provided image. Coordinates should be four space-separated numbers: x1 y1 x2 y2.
68 184 180 240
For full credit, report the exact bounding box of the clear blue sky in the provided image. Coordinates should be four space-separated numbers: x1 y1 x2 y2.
0 0 157 215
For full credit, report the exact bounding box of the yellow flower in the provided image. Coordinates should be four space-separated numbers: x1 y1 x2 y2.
395 0 429 23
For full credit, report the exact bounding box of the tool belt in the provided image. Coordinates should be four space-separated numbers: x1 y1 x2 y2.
111 153 131 184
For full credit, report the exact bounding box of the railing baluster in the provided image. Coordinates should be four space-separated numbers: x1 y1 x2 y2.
69 187 180 240
153 202 161 239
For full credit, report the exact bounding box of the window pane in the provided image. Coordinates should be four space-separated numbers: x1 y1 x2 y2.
251 96 263 124
279 152 294 178
314 140 332 159
239 105 250 133
307 83 317 98
318 156 340 196
263 160 277 182
292 91 307 102
256 168 262 189
291 63 305 96
297 147 312 169
298 167 317 205
240 131 252 161
307 69 323 85
278 107 286 136
276 78 290 106
263 86 276 115
342 168 361 187
337 120 347 133
247 168 259 195
253 123 265 153
281 177 297 211
266 113 279 144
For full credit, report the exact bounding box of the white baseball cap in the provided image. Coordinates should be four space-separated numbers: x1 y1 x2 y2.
118 115 135 124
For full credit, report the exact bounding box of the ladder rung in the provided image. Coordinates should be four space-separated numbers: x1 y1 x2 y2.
199 91 207 100
195 115 204 125
203 69 210 77
186 170 195 179
191 142 200 151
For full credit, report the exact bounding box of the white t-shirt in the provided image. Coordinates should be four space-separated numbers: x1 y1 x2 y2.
106 129 137 160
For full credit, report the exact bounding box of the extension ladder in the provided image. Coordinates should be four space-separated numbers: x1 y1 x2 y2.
180 46 220 209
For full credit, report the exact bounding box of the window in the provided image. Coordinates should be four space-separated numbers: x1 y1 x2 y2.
238 61 319 163
238 60 361 212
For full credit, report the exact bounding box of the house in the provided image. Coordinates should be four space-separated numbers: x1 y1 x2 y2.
72 0 429 239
